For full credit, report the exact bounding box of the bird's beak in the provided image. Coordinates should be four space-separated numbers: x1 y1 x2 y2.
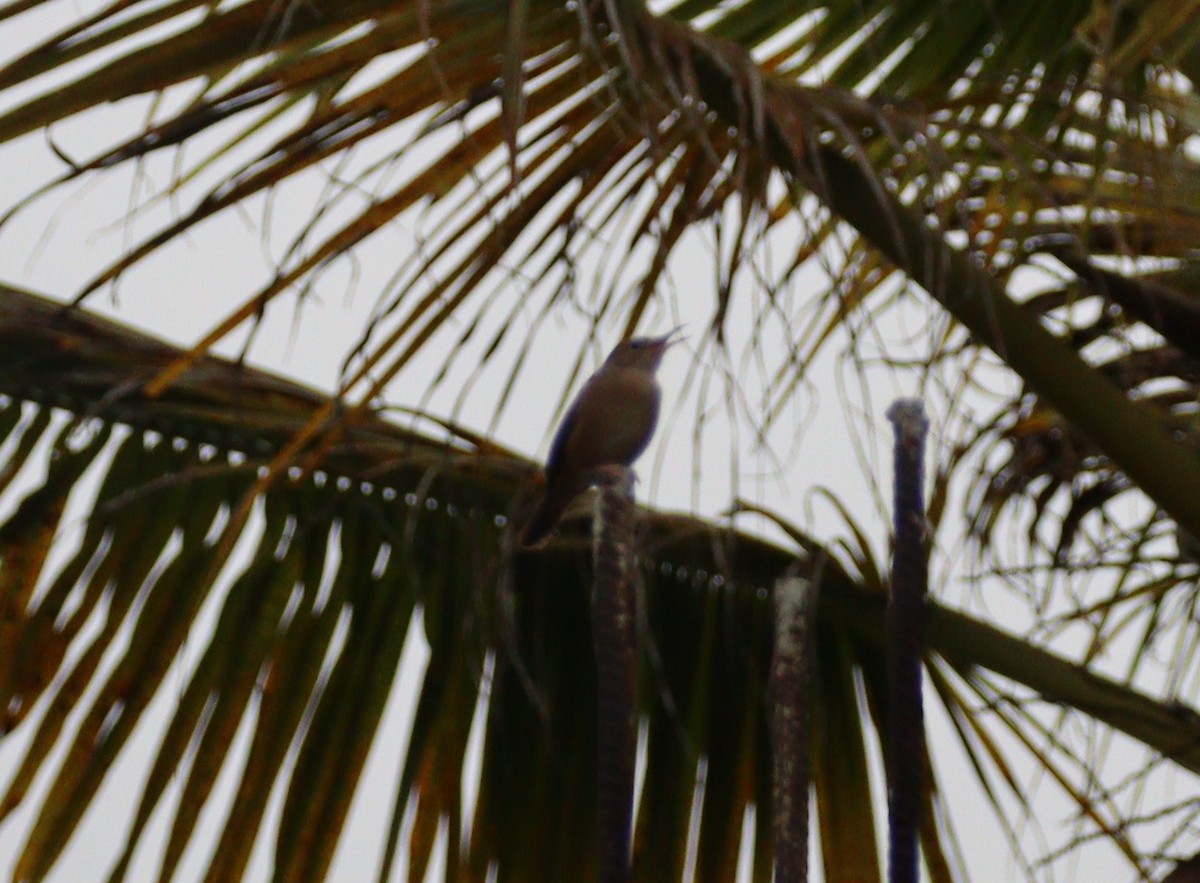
658 325 686 347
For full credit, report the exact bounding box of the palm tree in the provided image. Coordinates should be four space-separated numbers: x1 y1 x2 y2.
1 0 1200 880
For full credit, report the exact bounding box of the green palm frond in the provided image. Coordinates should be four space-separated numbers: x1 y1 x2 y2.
0 280 1195 878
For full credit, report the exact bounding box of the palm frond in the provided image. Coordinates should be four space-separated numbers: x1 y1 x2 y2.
0 281 1197 877
3 0 1199 440
7 0 1200 878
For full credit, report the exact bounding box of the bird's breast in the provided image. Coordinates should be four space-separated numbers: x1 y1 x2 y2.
567 367 661 469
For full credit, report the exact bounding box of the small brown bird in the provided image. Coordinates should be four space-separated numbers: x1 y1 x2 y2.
520 331 680 548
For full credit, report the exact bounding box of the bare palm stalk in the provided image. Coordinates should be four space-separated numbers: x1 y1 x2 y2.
772 570 818 883
885 399 930 883
593 468 638 883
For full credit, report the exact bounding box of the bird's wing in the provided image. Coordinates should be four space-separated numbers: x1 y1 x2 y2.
545 394 583 474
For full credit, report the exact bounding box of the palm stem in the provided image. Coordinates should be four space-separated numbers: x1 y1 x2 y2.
593 470 637 883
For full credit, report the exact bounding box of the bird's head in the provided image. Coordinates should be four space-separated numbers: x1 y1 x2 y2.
607 327 684 371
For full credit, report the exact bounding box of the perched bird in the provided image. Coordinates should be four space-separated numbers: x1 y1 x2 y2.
520 331 680 548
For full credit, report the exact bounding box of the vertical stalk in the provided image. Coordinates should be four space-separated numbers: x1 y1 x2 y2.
593 469 637 883
772 571 817 883
885 399 930 883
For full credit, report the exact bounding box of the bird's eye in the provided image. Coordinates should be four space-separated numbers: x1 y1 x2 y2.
630 339 647 348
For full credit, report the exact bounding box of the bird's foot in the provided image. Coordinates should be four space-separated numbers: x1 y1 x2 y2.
590 464 635 492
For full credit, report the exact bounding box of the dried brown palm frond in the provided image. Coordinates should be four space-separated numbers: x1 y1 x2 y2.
2 0 1200 504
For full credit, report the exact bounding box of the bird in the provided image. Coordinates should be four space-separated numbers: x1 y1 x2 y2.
520 330 680 548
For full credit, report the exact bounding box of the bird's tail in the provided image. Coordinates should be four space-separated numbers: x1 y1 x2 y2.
519 484 573 549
